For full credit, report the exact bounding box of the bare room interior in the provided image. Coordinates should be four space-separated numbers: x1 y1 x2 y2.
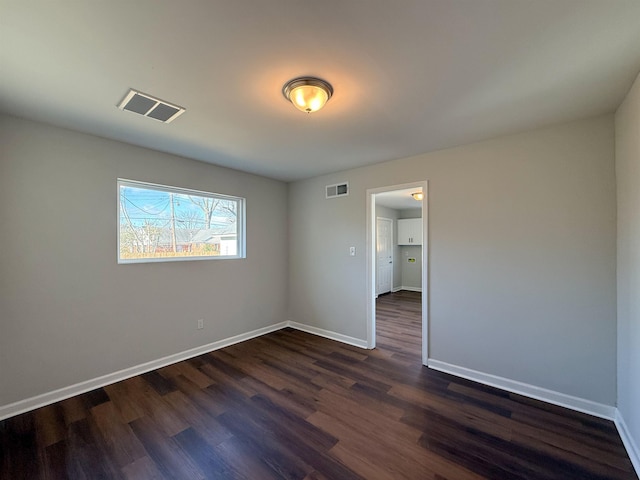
1 2 639 479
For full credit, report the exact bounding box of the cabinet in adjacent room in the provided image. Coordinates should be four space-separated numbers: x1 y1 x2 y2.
397 218 422 245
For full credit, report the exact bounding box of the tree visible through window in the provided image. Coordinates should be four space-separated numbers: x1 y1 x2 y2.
118 179 245 263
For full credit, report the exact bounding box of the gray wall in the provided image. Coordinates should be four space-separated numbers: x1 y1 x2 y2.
400 246 422 290
399 208 422 219
0 114 288 406
288 115 617 405
615 73 640 454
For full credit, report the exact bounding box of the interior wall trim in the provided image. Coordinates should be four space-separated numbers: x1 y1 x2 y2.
287 321 369 349
615 409 640 476
427 359 616 420
0 321 288 421
398 286 422 292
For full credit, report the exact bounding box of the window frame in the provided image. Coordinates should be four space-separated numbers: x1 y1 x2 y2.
117 178 246 264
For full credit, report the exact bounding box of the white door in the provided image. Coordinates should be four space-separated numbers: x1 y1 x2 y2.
376 217 393 295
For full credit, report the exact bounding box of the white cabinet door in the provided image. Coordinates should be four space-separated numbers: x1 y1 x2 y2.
411 219 422 245
397 218 422 245
397 219 411 245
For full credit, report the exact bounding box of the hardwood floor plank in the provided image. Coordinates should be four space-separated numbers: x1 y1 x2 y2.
140 371 178 397
216 409 314 479
34 405 66 448
173 427 244 479
43 440 73 480
66 418 122 480
83 388 111 409
90 401 147 468
328 442 400 480
58 396 88 425
121 376 189 437
1 413 40 480
120 455 166 480
250 394 338 452
390 383 515 441
312 410 485 480
103 381 146 424
128 415 204 480
162 389 233 448
244 396 362 480
240 375 318 419
158 361 215 389
197 362 259 399
170 374 228 418
213 435 284 480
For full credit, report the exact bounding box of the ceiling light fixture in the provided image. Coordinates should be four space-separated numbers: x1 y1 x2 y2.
282 77 333 113
412 192 424 201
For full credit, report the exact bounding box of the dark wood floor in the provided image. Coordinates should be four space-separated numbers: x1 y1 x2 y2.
1 291 636 479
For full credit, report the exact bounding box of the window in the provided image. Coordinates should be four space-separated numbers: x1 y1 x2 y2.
118 179 245 263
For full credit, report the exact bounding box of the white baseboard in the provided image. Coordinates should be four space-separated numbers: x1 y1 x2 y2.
287 321 368 349
400 286 422 292
427 359 616 420
0 321 287 421
390 286 421 293
615 409 640 476
388 287 422 293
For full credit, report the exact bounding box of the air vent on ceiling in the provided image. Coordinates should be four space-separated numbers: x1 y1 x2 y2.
326 182 349 199
117 89 185 123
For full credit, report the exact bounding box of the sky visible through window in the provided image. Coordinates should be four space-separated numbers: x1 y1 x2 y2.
119 182 240 261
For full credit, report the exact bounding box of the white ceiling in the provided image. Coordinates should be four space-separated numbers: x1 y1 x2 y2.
1 1 639 182
376 188 423 211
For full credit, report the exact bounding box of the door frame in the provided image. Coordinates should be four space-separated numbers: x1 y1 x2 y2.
366 181 429 365
375 216 394 297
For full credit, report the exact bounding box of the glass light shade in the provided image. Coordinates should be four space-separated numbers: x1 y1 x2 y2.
283 77 333 113
291 85 329 113
412 192 424 201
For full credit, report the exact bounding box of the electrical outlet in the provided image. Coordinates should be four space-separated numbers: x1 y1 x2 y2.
349 246 356 256
197 319 204 330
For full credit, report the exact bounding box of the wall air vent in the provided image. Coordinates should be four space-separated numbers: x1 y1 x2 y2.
326 182 349 198
117 89 185 123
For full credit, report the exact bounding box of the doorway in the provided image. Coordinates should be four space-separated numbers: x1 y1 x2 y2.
366 181 428 365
